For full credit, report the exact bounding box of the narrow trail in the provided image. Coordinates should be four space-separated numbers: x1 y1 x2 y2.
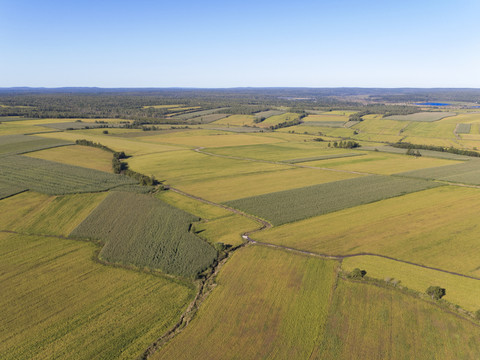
169 187 272 234
245 237 480 281
194 147 371 176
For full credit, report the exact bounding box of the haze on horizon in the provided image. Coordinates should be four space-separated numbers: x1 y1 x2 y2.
1 0 479 88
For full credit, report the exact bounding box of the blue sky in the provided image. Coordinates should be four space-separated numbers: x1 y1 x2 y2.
1 0 479 87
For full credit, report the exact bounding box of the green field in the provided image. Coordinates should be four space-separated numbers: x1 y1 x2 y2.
0 232 194 360
253 186 480 276
0 155 136 195
205 142 354 162
26 144 114 172
399 159 480 185
456 123 472 134
128 149 288 186
385 112 457 121
319 280 480 359
71 191 217 277
0 134 73 156
155 245 336 360
302 151 461 175
226 175 441 226
180 167 362 203
0 183 27 200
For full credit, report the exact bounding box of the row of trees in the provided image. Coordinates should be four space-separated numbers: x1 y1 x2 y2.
392 142 480 158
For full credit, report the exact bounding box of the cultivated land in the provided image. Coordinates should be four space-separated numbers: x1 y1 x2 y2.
26 144 114 172
154 246 337 360
253 186 480 276
226 175 441 226
319 280 480 359
0 232 194 360
71 191 217 277
4 92 480 359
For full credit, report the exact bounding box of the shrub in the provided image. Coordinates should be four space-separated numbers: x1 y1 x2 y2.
348 268 366 279
426 286 446 300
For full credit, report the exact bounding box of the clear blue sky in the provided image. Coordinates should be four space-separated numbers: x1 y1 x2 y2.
1 0 479 87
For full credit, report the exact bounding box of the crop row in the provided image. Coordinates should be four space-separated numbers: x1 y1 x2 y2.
399 160 480 185
0 134 73 156
71 191 217 277
225 175 442 226
0 155 136 195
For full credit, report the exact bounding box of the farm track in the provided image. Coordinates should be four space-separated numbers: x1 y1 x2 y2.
194 147 371 176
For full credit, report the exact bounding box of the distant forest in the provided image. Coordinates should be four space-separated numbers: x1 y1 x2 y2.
0 88 479 124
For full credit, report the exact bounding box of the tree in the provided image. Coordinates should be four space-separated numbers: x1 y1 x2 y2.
426 286 446 300
348 268 366 279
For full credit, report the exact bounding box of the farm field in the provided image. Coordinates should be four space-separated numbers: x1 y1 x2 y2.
211 114 256 126
301 151 461 175
385 111 456 121
71 191 217 277
154 245 337 360
0 183 26 200
5 91 480 359
26 144 114 172
193 213 259 247
253 186 480 276
226 175 441 226
319 280 480 359
0 134 72 156
180 167 362 203
128 149 288 186
157 190 232 219
399 159 480 185
0 191 107 236
302 114 349 123
35 131 183 155
205 142 354 161
132 132 283 148
342 256 480 312
0 155 136 195
0 232 194 360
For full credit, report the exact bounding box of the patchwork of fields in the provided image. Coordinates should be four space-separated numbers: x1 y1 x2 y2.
4 108 480 359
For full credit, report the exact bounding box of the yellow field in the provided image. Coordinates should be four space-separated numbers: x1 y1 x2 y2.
261 112 299 127
132 132 283 148
0 232 193 360
401 135 459 147
0 191 107 236
128 150 288 186
351 117 405 133
179 166 362 202
319 279 480 359
254 186 480 276
26 145 114 172
302 114 349 122
154 245 336 360
211 114 256 126
34 131 184 155
157 190 231 219
193 214 259 247
303 151 461 175
278 125 355 137
206 141 349 161
342 256 480 312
